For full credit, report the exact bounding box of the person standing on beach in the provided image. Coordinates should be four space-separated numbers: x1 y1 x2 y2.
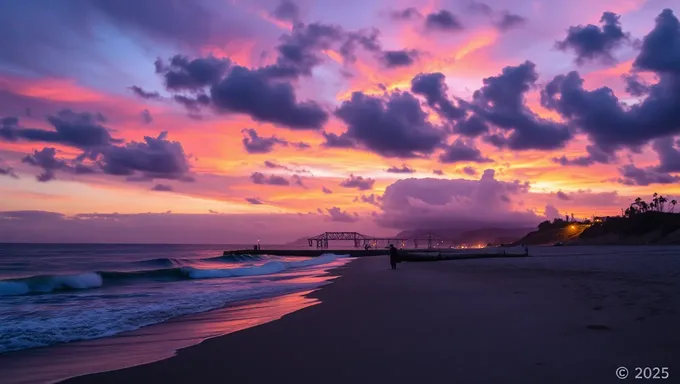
389 244 399 270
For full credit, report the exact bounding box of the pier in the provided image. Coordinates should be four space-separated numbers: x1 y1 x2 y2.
222 248 529 260
306 231 452 249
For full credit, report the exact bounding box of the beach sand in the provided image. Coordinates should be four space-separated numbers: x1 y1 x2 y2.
64 251 680 383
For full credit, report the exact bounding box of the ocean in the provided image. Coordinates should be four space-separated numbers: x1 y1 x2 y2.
0 244 352 356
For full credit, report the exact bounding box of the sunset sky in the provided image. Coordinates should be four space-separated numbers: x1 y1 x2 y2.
1 0 679 243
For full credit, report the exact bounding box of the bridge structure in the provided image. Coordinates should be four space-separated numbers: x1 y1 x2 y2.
307 232 454 249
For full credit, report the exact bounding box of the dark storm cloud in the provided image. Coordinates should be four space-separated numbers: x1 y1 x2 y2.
390 8 422 20
250 172 290 186
99 132 193 181
652 139 680 173
272 0 299 22
271 22 381 76
273 23 345 77
21 147 68 182
210 66 328 130
386 164 416 173
140 109 153 124
542 10 680 154
340 174 375 190
0 110 122 151
129 86 161 100
325 207 357 223
633 9 680 75
494 12 527 31
439 139 492 164
156 55 231 91
245 197 264 205
411 72 465 120
380 50 419 68
454 115 489 137
173 94 210 112
241 128 289 154
623 74 650 97
618 164 680 186
340 29 383 63
556 12 629 65
425 10 464 32
468 61 571 151
335 91 447 158
321 132 356 148
552 145 615 166
151 184 173 192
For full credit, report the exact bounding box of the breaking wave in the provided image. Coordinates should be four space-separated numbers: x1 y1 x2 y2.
0 254 347 296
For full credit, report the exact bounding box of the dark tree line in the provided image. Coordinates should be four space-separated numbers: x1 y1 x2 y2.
624 193 677 217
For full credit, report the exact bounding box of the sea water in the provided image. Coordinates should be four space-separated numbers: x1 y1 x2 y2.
0 244 350 354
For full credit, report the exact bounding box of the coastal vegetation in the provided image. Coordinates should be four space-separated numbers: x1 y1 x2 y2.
516 193 680 245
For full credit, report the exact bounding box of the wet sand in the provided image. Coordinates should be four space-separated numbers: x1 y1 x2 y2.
64 252 680 384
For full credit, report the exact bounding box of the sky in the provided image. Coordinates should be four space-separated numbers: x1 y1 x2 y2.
1 0 679 244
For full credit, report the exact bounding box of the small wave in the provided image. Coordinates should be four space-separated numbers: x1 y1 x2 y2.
0 272 103 296
182 254 347 280
0 254 348 296
133 254 266 267
133 257 181 268
204 254 267 263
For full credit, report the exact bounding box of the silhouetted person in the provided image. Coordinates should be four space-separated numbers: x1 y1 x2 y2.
389 244 399 270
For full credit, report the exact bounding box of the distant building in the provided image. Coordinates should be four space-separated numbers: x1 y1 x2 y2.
592 216 612 223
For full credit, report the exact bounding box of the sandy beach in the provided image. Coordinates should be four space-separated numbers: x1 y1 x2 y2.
61 248 680 384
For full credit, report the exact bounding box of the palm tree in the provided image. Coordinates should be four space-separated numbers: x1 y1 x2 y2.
671 199 677 213
659 196 668 212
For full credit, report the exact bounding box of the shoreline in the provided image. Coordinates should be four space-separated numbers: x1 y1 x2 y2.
0 261 351 384
63 250 680 383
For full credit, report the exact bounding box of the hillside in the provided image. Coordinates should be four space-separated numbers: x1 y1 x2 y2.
513 224 589 246
514 211 680 246
576 211 680 245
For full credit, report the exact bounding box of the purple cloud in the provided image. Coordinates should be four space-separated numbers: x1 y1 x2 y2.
151 184 173 192
386 164 416 173
250 172 290 186
340 174 375 190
